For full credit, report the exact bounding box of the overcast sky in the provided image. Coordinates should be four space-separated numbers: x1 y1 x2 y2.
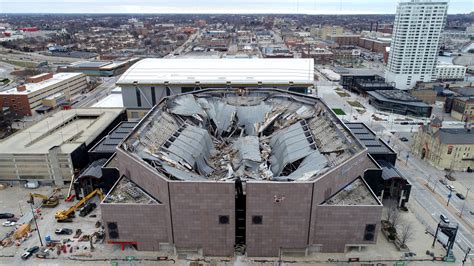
1 0 472 14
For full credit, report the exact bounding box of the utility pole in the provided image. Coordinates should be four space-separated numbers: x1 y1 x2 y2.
462 247 471 265
29 202 43 247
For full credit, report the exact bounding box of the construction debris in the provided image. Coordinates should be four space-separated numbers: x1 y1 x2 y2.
123 91 363 182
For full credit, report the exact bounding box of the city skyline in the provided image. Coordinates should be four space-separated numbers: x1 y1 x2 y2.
1 0 472 14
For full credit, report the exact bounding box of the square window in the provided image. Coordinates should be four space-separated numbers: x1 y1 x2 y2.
219 215 229 224
252 215 263 225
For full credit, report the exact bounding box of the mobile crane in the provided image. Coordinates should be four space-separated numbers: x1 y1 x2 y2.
55 188 104 222
29 193 59 208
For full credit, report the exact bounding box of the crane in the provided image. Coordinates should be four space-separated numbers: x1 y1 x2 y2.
55 188 104 222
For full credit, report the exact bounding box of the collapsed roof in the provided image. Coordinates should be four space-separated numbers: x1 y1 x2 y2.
122 89 364 182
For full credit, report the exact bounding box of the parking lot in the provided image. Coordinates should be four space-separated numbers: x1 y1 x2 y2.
0 185 125 265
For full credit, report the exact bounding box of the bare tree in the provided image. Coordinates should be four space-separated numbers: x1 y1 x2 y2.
398 222 414 246
385 200 400 227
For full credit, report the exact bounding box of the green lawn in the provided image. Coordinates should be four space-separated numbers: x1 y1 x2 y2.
332 108 346 115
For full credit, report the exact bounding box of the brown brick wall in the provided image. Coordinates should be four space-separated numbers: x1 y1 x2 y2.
109 149 382 256
246 182 313 257
101 203 169 250
0 94 31 116
115 149 174 243
312 205 382 252
169 182 235 256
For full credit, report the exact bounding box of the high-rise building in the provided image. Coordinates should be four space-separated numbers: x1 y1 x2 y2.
385 0 448 90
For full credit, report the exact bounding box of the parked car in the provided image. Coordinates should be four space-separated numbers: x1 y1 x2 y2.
446 185 456 192
439 179 447 185
399 137 409 142
440 214 450 224
21 246 39 260
2 221 16 227
0 213 14 219
79 202 97 217
455 193 465 200
55 228 73 235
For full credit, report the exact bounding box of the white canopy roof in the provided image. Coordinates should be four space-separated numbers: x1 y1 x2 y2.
117 58 314 86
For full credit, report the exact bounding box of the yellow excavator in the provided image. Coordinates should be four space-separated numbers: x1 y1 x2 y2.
55 188 104 222
29 193 59 208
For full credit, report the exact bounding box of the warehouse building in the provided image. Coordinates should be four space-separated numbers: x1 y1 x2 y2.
101 89 382 257
0 108 125 185
116 58 315 119
0 73 87 117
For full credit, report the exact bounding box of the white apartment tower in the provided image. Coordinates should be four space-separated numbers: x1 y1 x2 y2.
385 0 448 90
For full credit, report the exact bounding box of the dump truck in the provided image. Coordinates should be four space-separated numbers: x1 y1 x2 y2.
55 189 104 222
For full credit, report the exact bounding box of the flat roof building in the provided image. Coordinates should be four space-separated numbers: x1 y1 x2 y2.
58 58 139 77
0 108 125 185
0 73 87 117
116 58 315 119
367 90 432 117
101 88 382 257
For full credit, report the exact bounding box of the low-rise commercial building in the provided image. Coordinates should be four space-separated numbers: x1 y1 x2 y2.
451 97 474 122
367 90 432 117
0 108 125 185
340 72 394 94
58 58 139 77
358 37 391 53
412 124 474 171
435 64 467 81
0 73 87 117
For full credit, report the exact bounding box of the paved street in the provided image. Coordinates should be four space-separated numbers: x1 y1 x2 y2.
315 74 474 261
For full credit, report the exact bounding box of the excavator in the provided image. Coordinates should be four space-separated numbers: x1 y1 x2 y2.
55 188 104 223
29 193 59 208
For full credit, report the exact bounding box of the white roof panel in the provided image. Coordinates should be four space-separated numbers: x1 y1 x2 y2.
116 58 314 86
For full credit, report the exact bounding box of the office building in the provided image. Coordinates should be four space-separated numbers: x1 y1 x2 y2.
116 58 314 119
385 0 448 90
101 89 383 256
0 108 125 185
0 73 87 117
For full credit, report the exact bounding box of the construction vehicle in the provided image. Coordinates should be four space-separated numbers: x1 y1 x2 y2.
55 189 104 223
29 193 59 208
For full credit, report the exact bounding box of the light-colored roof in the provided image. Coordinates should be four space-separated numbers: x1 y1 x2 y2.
117 58 314 86
0 73 84 96
0 108 123 154
91 93 124 108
